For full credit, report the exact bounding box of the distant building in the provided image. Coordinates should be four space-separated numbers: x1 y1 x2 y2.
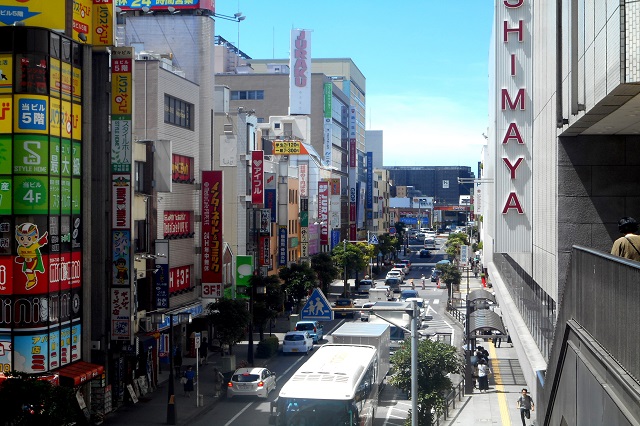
386 166 475 205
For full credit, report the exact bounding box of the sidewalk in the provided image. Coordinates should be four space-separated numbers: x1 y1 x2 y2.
102 314 294 426
441 273 536 426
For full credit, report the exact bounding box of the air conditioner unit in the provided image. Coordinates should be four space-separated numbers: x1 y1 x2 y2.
139 317 152 332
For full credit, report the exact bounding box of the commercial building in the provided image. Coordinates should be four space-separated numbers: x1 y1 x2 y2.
483 1 640 423
386 166 475 205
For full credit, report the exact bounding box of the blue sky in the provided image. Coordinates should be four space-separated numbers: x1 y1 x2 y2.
214 1 494 171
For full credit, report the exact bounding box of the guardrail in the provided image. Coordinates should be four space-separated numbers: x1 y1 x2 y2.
435 379 465 425
446 301 465 324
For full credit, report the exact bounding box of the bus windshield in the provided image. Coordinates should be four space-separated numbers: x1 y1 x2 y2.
277 398 356 426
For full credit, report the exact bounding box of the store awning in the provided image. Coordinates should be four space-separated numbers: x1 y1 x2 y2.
56 361 104 387
467 309 506 336
468 289 496 304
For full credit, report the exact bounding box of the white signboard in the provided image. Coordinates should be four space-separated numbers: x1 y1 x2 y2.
289 29 311 115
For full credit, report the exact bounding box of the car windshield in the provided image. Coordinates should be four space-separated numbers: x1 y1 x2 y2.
296 323 314 330
285 334 305 341
233 373 260 382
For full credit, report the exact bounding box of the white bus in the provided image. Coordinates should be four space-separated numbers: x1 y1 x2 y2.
270 344 379 426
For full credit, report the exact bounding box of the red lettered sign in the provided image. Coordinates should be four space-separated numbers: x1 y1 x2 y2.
251 151 264 204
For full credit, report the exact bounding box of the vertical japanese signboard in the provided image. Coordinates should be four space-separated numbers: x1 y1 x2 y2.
110 46 134 342
323 83 332 166
289 29 311 115
202 171 223 288
318 181 329 246
0 30 86 373
251 150 264 205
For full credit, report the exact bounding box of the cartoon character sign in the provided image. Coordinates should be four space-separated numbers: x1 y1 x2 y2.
113 257 128 285
14 222 48 290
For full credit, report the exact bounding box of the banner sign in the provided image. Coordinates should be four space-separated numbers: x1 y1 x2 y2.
259 209 271 235
259 236 270 267
251 150 264 204
265 189 277 222
111 174 131 229
169 265 191 293
163 211 192 238
202 171 223 285
289 29 311 115
111 288 131 341
278 227 287 266
154 264 169 309
115 0 215 12
273 140 307 155
299 164 308 197
318 181 329 245
366 152 373 209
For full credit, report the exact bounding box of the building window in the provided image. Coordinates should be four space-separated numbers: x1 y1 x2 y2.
231 90 264 100
164 94 194 129
134 220 147 253
134 161 145 193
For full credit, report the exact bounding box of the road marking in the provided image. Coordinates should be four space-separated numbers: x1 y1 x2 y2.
432 299 439 304
488 343 511 424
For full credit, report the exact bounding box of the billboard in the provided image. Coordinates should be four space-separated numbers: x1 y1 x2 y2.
0 1 65 29
202 171 223 285
115 0 215 12
251 150 264 204
289 29 311 115
318 181 329 245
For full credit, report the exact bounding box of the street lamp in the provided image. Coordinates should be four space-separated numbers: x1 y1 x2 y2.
151 312 192 425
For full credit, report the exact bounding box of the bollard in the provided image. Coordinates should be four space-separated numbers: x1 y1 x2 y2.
197 394 203 407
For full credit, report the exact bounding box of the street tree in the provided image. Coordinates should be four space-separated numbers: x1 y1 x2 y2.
0 372 79 425
389 338 464 426
250 274 283 341
278 262 317 312
331 241 366 296
393 221 407 254
205 298 250 355
445 232 469 261
310 252 339 295
436 263 462 300
376 233 397 265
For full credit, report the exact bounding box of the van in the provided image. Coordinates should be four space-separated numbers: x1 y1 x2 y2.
369 287 391 302
295 320 324 343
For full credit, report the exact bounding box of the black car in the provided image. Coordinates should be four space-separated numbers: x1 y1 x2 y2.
419 249 430 258
430 269 443 282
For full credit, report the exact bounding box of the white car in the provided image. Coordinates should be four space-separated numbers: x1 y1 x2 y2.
227 367 277 399
282 331 314 354
386 270 404 283
360 302 376 321
391 267 407 278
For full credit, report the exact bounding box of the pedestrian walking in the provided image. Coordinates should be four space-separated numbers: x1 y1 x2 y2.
213 368 225 397
421 275 426 289
410 279 415 290
477 359 491 392
182 365 195 397
516 388 535 425
611 217 640 261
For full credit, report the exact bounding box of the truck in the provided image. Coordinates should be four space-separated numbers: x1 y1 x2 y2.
331 322 390 386
369 286 392 302
366 301 414 353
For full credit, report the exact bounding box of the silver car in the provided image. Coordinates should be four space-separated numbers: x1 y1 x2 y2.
227 367 277 399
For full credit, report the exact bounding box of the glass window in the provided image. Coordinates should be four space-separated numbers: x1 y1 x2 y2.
134 220 147 253
164 94 194 130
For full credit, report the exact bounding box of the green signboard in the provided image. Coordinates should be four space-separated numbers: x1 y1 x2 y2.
324 83 332 119
14 175 48 214
50 176 60 214
13 134 49 175
236 255 254 288
0 135 11 175
0 177 11 214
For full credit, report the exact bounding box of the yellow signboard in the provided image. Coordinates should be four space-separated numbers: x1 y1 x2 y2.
72 0 93 44
111 47 134 116
0 0 66 30
0 55 12 93
72 67 82 103
274 141 308 155
50 58 72 99
50 99 82 140
92 1 115 49
0 95 12 133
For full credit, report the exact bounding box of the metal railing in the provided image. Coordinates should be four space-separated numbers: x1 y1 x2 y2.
435 379 465 425
446 301 465 324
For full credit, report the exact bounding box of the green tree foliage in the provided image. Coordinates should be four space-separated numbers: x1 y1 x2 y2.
0 372 79 425
310 252 339 295
278 262 317 312
376 233 397 263
444 233 469 261
331 241 366 296
437 263 462 286
389 339 464 426
393 221 407 252
251 274 283 341
205 298 250 355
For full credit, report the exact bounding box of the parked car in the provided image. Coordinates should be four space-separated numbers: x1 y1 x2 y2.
360 302 376 321
294 320 324 343
386 269 402 281
227 367 277 399
282 331 314 354
419 249 430 258
334 298 355 318
358 279 374 294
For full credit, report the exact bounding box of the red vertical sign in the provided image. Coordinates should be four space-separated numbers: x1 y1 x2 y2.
202 171 223 285
318 181 329 245
251 150 264 204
